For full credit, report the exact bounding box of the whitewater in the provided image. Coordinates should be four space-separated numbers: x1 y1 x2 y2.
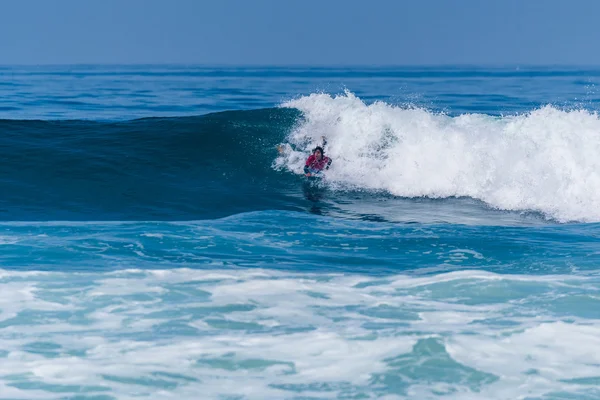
278 91 600 222
0 65 599 400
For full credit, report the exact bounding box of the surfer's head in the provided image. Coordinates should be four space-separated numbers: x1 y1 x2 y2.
313 146 324 160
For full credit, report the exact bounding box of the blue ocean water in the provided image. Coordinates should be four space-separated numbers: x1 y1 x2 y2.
1 65 600 399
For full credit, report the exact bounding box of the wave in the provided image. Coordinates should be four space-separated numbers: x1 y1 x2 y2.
1 92 600 222
278 91 600 223
0 109 302 220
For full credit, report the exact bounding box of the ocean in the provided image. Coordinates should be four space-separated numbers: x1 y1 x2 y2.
1 65 600 399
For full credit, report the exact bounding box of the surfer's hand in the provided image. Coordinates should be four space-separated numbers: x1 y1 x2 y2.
305 173 311 177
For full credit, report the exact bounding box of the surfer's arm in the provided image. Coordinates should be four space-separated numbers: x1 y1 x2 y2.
321 137 331 170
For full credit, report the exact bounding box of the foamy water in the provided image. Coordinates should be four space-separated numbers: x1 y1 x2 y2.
280 91 600 222
1 268 599 399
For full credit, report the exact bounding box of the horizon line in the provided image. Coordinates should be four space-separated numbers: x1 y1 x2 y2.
2 62 600 68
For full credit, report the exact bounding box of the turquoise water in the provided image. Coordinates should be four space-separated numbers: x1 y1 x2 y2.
1 66 600 399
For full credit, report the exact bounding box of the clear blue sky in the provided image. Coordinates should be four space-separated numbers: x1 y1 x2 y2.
1 0 599 65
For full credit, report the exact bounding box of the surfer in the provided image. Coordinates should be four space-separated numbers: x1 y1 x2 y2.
304 137 332 177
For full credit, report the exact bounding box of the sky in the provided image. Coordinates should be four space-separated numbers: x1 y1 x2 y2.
1 0 599 65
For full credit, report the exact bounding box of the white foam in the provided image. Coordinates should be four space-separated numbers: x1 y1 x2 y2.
0 268 598 399
279 91 600 222
446 321 600 399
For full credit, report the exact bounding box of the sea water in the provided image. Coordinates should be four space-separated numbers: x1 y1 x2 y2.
0 65 600 399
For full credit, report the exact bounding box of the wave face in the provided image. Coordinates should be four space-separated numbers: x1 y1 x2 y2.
0 109 303 220
2 93 600 222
